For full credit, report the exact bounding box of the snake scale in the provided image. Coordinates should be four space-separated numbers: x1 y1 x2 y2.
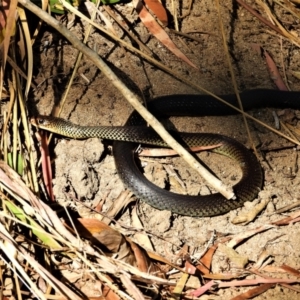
31 89 300 217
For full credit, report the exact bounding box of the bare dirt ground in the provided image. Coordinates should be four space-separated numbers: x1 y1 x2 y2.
30 0 300 298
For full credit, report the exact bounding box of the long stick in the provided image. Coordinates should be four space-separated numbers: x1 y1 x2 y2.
18 0 235 200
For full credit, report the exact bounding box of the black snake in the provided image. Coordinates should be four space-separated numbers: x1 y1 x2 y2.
31 89 300 217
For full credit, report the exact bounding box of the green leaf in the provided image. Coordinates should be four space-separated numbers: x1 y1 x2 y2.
32 0 121 14
5 201 62 249
101 0 121 4
7 153 24 175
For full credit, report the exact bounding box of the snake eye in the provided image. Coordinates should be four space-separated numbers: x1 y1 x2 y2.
38 118 45 125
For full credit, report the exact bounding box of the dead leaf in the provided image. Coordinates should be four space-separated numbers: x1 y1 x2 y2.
76 218 137 265
188 280 215 297
251 44 288 91
227 224 274 248
144 0 168 26
172 272 189 297
218 244 248 269
147 250 184 271
231 283 275 300
280 264 300 278
76 218 163 277
127 239 159 274
183 261 196 275
271 209 300 225
264 49 288 91
133 0 198 69
131 206 153 251
196 244 218 274
252 249 273 269
218 277 300 288
100 190 134 225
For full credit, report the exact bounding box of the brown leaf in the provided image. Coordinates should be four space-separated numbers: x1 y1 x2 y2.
100 190 134 225
184 260 197 275
280 264 300 278
144 0 168 26
133 0 198 69
128 239 152 273
264 49 288 91
128 239 164 278
102 283 121 300
231 283 275 300
0 0 18 66
76 218 137 265
227 225 274 248
76 218 164 275
197 244 218 274
147 250 184 271
271 210 300 225
251 44 288 91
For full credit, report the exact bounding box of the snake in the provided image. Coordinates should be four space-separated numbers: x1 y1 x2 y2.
30 89 300 217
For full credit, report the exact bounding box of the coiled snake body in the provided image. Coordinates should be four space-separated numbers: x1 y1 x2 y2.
31 89 300 217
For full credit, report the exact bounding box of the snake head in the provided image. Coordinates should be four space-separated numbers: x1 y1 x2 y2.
30 115 68 132
30 116 52 128
30 115 79 138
